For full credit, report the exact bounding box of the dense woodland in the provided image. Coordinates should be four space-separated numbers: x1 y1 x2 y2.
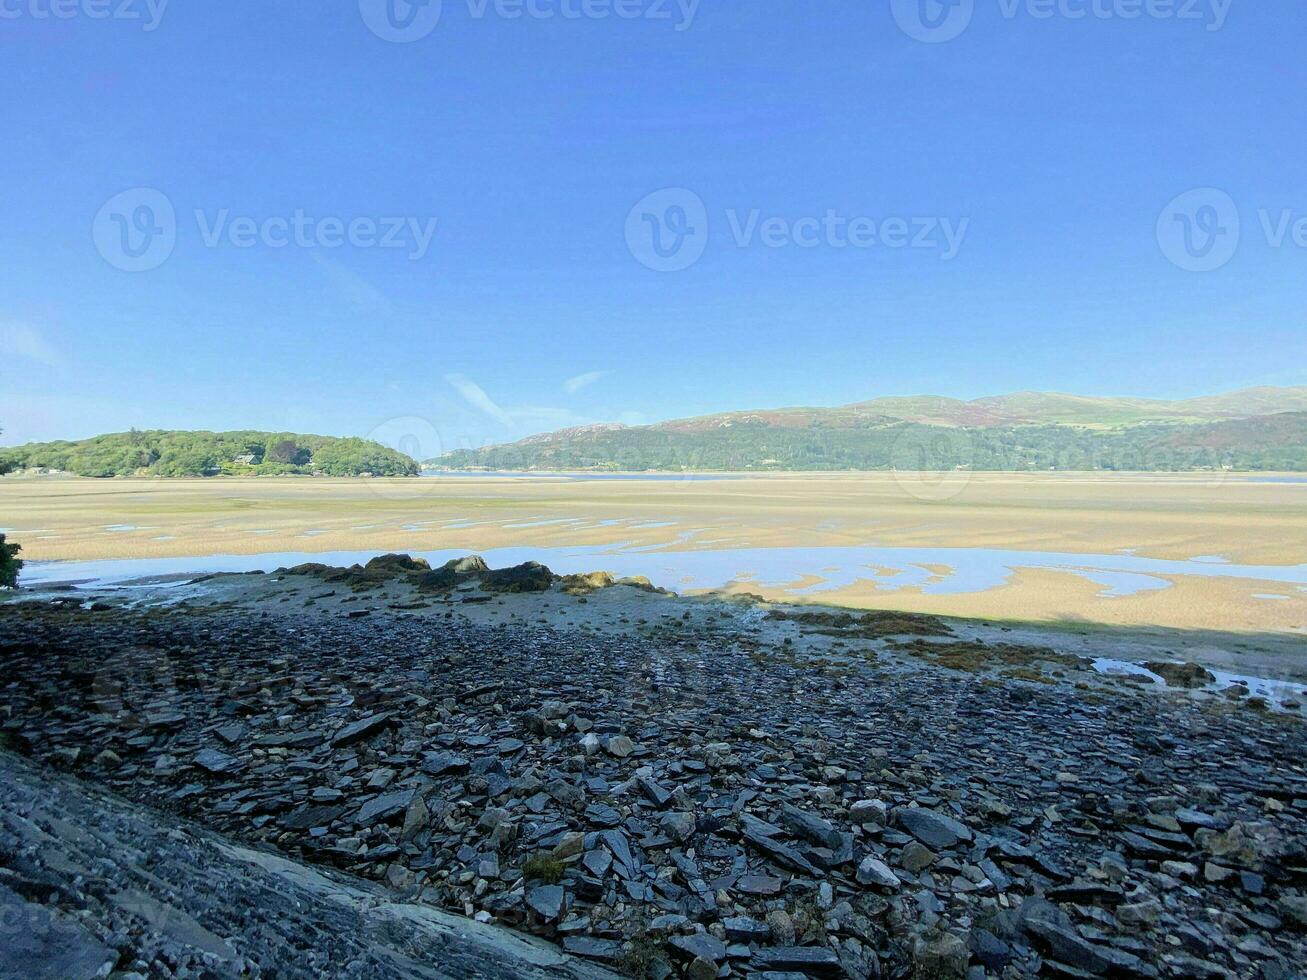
433 413 1307 473
0 430 418 478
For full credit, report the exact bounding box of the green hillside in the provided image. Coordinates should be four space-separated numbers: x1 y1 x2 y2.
0 430 419 478
431 388 1307 473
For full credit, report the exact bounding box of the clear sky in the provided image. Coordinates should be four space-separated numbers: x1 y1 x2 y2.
4 0 1304 454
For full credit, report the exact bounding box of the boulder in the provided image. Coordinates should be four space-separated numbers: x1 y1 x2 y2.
482 562 556 593
440 555 490 576
1145 661 1216 689
363 554 430 577
560 571 615 595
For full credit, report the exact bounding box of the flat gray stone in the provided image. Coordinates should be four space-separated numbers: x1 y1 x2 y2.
895 807 972 850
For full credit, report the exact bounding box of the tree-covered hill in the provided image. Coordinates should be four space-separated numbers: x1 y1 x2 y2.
0 430 418 478
432 413 1307 473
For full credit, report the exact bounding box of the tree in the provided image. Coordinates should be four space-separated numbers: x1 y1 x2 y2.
0 534 20 588
269 439 310 465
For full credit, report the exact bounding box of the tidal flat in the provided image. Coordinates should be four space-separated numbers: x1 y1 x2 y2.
4 471 1306 635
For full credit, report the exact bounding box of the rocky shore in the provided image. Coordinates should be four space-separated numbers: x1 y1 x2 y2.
0 751 617 980
1 555 1305 978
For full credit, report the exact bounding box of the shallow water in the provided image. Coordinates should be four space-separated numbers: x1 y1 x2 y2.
20 542 1307 600
1092 658 1303 710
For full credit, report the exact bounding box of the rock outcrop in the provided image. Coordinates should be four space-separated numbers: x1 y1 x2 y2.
0 751 616 979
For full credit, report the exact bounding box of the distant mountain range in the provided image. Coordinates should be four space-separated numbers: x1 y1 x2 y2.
431 387 1307 473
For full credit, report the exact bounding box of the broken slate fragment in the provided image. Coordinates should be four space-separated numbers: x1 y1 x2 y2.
421 751 470 777
742 825 819 875
193 749 244 775
525 884 564 922
856 855 901 889
895 807 972 850
356 789 415 826
753 946 842 973
330 712 394 747
781 804 843 850
280 805 347 831
668 933 727 963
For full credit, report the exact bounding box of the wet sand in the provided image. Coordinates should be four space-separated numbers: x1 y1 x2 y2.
4 471 1305 634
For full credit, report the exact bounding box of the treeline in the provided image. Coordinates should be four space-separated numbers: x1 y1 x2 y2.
0 430 419 478
434 414 1307 473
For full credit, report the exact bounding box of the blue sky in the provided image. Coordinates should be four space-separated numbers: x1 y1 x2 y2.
3 0 1305 454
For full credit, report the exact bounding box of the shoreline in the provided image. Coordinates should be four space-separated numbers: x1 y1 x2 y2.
10 552 1307 693
5 470 1305 634
3 564 1304 978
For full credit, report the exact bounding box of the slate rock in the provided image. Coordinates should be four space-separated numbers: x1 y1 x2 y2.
525 885 564 922
562 936 623 962
1024 919 1145 976
421 751 470 777
357 789 414 825
668 933 727 963
781 803 843 850
330 712 395 747
753 946 842 973
856 855 901 889
193 749 244 775
895 807 973 850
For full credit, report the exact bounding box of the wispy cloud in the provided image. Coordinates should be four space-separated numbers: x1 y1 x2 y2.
563 370 608 394
309 252 389 315
0 321 60 368
444 373 513 426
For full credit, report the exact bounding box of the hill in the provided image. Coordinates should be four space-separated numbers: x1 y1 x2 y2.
0 430 418 478
431 387 1307 473
653 386 1307 433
